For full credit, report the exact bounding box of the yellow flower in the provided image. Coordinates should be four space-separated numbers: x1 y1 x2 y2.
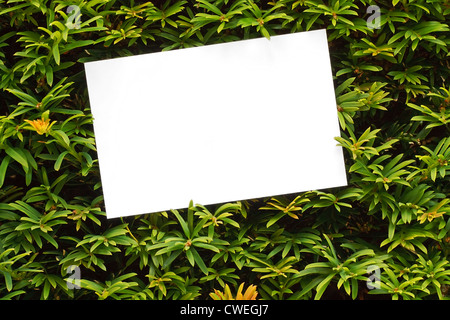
24 112 55 135
210 283 258 300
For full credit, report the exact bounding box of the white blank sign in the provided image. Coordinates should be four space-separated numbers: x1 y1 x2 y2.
84 29 347 219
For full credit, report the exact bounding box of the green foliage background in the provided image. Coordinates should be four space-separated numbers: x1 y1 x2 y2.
0 0 449 300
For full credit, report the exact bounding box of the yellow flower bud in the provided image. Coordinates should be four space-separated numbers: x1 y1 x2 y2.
24 112 56 135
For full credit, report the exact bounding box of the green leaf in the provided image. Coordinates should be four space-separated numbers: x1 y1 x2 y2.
197 0 222 15
191 247 208 275
4 147 28 171
185 248 195 266
0 155 11 188
51 130 70 148
6 89 39 107
171 209 190 238
52 44 60 66
193 241 219 253
266 212 286 227
54 151 69 171
4 272 13 291
315 273 336 300
260 26 270 39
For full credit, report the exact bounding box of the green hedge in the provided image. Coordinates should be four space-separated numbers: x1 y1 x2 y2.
0 0 449 300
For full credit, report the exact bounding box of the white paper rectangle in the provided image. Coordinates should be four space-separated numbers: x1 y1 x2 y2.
84 29 347 219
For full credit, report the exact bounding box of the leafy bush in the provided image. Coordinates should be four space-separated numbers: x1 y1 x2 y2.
0 0 449 300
